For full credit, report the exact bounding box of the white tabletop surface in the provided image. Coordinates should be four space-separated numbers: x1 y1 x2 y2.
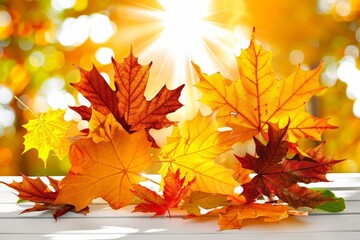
0 174 360 240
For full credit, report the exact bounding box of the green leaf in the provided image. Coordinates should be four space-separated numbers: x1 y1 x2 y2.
17 198 27 204
314 189 345 212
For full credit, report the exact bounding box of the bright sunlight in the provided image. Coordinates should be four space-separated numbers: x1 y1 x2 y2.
117 0 249 120
159 0 211 50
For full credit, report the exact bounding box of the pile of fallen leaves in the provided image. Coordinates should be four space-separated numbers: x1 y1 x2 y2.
1 33 345 230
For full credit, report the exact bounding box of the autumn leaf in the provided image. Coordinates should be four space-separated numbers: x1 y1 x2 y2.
182 192 308 230
182 191 231 216
23 109 77 167
88 108 119 143
232 162 252 185
159 112 239 194
283 142 343 184
132 169 194 217
55 114 153 211
70 50 184 138
237 123 343 208
184 193 294 230
218 203 290 230
313 189 346 212
1 174 88 220
193 30 335 143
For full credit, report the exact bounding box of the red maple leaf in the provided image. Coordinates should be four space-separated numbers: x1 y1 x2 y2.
1 174 88 220
131 169 195 217
236 123 343 208
70 50 184 143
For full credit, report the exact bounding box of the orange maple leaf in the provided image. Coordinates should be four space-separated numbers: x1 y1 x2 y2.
70 50 184 140
182 192 293 230
182 191 231 216
193 30 335 143
237 123 343 208
131 169 195 217
218 202 290 230
1 174 88 220
55 113 153 211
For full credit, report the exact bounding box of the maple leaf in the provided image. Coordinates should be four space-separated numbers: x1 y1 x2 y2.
23 109 77 167
70 50 184 139
88 108 118 143
236 123 343 208
232 162 252 185
159 112 239 194
218 203 290 230
182 193 295 230
55 115 153 211
182 191 231 216
193 30 335 143
1 174 88 220
132 169 194 217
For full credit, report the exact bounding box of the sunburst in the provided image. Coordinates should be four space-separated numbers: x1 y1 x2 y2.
115 0 249 120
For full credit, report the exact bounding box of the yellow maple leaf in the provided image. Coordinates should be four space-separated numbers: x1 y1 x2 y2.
55 114 153 211
194 31 336 143
159 112 238 194
23 109 76 167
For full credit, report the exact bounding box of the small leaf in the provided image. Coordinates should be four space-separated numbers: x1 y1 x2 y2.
232 162 252 185
1 174 88 220
182 191 231 216
132 169 195 217
88 108 118 143
23 109 77 167
314 189 346 212
218 203 290 230
131 184 167 216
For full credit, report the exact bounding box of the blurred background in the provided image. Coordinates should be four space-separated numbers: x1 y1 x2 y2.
0 0 359 175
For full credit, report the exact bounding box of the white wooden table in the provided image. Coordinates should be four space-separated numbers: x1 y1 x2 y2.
1 174 360 240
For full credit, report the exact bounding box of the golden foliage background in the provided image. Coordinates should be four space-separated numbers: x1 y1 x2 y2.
0 0 359 175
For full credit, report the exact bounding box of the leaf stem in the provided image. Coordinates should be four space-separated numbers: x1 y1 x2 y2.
167 209 172 218
141 175 161 186
14 96 40 119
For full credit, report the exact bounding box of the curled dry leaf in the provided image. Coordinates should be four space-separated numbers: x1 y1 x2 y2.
182 191 231 216
218 203 290 230
1 174 88 220
182 191 303 230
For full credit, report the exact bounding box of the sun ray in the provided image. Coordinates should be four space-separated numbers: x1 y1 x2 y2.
114 0 249 120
